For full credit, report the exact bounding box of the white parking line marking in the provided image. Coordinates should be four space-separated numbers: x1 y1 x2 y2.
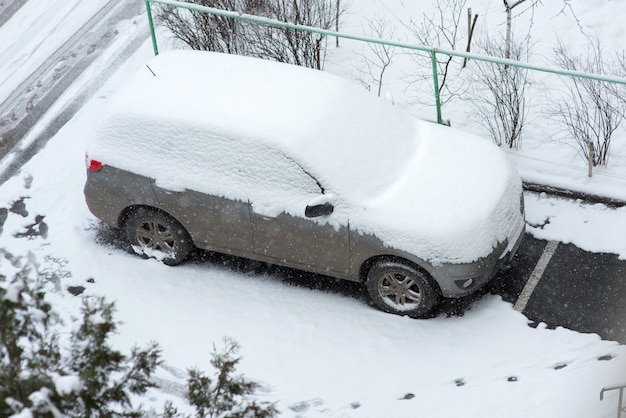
514 240 559 312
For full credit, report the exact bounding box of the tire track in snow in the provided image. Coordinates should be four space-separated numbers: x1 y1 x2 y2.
0 0 146 181
0 0 27 27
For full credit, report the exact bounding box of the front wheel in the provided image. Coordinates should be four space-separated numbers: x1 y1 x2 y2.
125 208 193 266
366 260 440 318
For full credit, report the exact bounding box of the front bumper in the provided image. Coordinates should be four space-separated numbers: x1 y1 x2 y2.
435 222 525 298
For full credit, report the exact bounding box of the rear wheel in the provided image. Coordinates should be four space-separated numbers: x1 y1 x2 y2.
366 260 440 318
125 208 193 266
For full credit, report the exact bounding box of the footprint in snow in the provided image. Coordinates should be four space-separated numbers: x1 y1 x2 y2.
288 398 324 413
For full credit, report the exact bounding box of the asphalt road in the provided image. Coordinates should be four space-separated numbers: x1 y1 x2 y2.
508 236 626 343
1 0 625 346
436 233 626 344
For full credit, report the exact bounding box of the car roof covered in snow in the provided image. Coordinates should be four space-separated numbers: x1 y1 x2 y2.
93 50 418 202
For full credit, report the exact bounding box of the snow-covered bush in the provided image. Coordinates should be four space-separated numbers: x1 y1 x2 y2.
155 0 345 70
468 34 532 149
0 261 161 417
403 0 469 106
164 338 278 418
156 0 249 55
1 259 276 418
353 15 398 97
548 37 626 167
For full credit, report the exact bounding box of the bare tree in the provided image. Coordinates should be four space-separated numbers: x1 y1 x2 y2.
503 0 529 59
156 0 249 54
353 15 397 97
403 0 468 106
251 0 342 69
548 38 626 167
469 34 532 148
155 0 345 70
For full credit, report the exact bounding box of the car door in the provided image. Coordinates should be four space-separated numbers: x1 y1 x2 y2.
246 153 350 276
152 186 254 255
149 133 257 256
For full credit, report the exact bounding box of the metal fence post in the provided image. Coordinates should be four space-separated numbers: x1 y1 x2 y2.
145 0 159 56
430 51 443 125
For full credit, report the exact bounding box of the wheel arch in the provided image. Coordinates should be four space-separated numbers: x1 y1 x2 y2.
118 205 151 228
118 205 188 235
359 255 443 296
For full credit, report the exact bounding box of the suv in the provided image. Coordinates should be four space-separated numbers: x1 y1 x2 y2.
85 50 525 318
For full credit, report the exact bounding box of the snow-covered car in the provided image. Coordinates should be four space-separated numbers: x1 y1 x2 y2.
84 50 525 318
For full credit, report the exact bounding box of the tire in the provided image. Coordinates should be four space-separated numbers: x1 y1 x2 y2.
366 260 440 318
125 208 193 266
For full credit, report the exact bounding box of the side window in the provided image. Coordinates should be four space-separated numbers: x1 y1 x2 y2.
226 142 322 217
231 143 321 199
163 127 321 209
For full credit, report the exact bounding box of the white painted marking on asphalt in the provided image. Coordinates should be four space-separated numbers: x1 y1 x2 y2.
514 240 559 312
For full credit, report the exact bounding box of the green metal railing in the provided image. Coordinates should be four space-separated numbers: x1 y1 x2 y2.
144 0 626 125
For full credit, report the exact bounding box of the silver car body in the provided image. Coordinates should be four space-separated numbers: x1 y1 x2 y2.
85 50 525 299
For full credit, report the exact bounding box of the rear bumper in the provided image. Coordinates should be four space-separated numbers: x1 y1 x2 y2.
84 170 123 227
84 166 159 227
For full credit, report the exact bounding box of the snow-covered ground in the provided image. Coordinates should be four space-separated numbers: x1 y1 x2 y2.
2 0 626 417
0 1 105 101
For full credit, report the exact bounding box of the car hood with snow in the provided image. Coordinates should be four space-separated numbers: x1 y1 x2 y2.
353 119 524 265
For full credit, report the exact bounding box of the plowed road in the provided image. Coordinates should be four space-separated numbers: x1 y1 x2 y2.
0 0 146 183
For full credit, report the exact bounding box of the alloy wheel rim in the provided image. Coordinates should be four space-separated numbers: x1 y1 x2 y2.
377 271 422 307
135 220 176 253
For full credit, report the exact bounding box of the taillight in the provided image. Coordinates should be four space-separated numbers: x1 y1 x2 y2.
86 156 104 172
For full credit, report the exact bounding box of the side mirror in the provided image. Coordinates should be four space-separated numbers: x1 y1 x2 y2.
305 202 334 218
305 193 336 218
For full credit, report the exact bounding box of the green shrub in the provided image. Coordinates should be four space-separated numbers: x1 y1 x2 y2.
1 260 277 418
